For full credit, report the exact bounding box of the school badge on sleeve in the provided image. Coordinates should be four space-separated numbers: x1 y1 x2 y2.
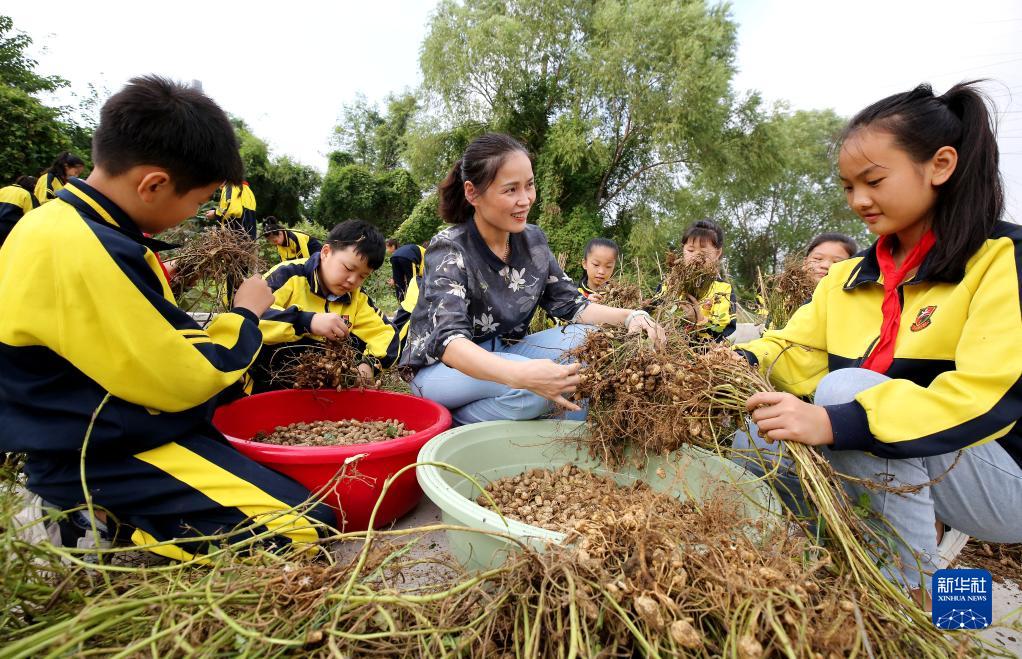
910 305 937 332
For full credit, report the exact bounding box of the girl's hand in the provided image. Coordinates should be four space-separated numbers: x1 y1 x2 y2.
746 392 834 446
687 295 708 324
511 360 582 411
626 313 667 347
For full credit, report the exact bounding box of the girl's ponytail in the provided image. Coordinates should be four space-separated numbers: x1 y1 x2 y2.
931 83 1004 279
841 80 1004 281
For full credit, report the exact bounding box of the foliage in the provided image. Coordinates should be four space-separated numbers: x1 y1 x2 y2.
316 164 420 236
231 118 322 222
0 16 66 94
0 85 72 183
417 0 741 257
332 92 420 172
391 191 443 245
670 107 867 291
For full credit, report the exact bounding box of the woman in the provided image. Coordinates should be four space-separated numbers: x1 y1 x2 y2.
399 133 664 426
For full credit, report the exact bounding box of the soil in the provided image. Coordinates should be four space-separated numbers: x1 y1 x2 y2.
251 419 413 447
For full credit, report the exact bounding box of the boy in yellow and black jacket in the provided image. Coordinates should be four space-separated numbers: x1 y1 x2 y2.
207 180 258 239
0 176 39 246
0 77 332 560
252 219 401 392
263 218 323 263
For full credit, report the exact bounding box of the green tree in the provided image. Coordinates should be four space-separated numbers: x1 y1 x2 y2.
417 0 740 256
231 118 322 222
0 85 72 183
392 191 443 245
667 107 867 292
331 92 420 172
0 16 66 94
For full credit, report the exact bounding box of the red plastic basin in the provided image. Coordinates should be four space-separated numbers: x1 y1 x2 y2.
213 389 452 531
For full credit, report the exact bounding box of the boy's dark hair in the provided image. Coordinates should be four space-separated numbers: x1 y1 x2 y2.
439 133 530 223
92 75 244 194
806 232 858 258
682 219 724 249
584 237 620 259
15 175 37 190
326 220 386 270
385 238 400 249
840 80 1003 281
46 151 85 182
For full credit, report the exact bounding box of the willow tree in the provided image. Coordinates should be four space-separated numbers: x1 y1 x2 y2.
417 0 740 261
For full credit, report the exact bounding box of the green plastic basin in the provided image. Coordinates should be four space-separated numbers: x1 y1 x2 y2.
416 420 781 572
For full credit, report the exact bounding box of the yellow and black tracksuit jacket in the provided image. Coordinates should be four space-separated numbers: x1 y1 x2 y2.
274 230 322 262
0 179 331 557
737 221 1022 469
260 254 401 370
578 277 599 299
0 183 39 245
648 279 737 341
214 183 258 239
33 172 65 204
0 179 264 456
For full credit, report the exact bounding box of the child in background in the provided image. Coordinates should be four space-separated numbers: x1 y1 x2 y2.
804 232 858 285
207 181 258 239
34 152 85 204
0 76 333 560
253 219 401 392
263 218 323 263
578 238 619 302
755 232 860 327
388 240 427 303
650 219 736 341
0 176 39 246
734 81 1022 605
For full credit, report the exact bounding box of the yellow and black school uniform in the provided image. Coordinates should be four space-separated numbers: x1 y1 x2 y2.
736 222 1022 467
273 230 322 262
577 275 602 299
33 172 66 205
213 182 258 239
0 182 39 246
390 243 426 302
253 254 402 391
0 179 332 560
648 278 737 341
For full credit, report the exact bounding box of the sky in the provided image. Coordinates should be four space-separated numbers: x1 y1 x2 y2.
7 0 1022 221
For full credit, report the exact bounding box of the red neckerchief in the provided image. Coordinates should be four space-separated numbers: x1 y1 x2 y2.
861 230 936 374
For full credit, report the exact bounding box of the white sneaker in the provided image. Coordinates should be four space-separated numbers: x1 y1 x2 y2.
11 488 63 547
936 526 970 569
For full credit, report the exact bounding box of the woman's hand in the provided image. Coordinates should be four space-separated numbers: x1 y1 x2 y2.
746 392 834 446
510 360 582 411
626 313 667 347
